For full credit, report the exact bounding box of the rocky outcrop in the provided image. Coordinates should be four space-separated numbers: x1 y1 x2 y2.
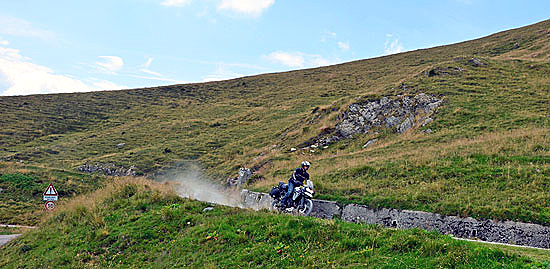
315 93 442 147
77 163 136 177
239 189 550 249
227 168 252 187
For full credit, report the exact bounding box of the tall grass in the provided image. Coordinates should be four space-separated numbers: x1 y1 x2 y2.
0 178 545 268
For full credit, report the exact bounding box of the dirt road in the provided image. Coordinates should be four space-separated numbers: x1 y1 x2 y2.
0 234 21 247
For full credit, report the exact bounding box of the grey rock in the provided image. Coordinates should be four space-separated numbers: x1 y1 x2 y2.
117 143 126 148
240 190 273 210
238 168 252 186
318 93 442 146
362 139 378 148
468 58 487 67
341 204 550 249
227 167 252 187
310 199 341 219
426 100 443 113
421 117 433 126
385 116 401 128
397 116 414 133
78 163 136 177
202 207 214 212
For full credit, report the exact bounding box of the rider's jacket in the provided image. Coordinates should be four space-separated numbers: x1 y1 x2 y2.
289 167 309 187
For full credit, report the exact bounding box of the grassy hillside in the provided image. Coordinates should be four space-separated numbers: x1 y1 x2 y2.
0 20 549 226
1 179 547 268
0 162 105 225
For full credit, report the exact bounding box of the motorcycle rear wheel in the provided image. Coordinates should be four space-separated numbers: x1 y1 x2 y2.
271 200 280 211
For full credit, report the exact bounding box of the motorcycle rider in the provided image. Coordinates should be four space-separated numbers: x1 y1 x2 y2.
280 161 310 208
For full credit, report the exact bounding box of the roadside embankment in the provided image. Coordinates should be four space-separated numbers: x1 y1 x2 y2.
241 190 550 249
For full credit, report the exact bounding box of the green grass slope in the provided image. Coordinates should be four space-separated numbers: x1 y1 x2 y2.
0 20 549 226
0 162 105 225
1 179 547 268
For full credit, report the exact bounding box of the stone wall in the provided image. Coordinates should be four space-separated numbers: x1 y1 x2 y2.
342 204 550 249
240 190 550 249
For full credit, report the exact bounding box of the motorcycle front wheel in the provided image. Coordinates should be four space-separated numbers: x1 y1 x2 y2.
297 199 313 216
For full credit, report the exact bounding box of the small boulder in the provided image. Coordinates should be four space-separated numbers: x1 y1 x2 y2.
468 58 487 67
397 116 414 133
362 139 378 148
237 168 252 186
422 117 433 127
203 207 214 212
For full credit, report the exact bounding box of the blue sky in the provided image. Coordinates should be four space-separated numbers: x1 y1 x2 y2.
0 0 548 96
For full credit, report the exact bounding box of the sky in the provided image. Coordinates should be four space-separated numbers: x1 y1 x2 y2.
0 0 548 96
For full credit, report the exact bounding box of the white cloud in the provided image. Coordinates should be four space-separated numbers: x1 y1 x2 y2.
0 47 126 96
310 55 333 67
96 56 124 73
0 38 8 46
161 0 192 7
140 57 163 76
130 74 185 84
202 63 244 82
143 57 154 68
338 41 350 51
265 51 336 68
218 0 275 17
0 15 56 41
321 31 337 42
91 80 126 91
384 37 404 55
137 57 181 81
141 68 164 77
266 51 305 68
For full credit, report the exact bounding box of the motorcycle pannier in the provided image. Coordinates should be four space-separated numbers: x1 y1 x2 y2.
269 186 280 198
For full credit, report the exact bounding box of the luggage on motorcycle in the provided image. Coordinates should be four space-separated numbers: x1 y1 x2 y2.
269 186 280 199
278 181 288 192
270 182 289 199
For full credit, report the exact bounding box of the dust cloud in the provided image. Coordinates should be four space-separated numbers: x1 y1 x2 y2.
156 163 243 207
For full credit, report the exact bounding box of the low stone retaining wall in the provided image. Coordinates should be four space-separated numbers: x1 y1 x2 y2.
240 190 550 249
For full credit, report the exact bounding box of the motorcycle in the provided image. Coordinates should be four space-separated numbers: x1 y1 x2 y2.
269 179 315 216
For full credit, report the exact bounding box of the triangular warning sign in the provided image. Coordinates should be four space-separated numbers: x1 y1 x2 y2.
43 183 58 196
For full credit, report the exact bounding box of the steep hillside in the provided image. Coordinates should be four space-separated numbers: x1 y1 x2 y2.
0 179 546 268
0 20 549 226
